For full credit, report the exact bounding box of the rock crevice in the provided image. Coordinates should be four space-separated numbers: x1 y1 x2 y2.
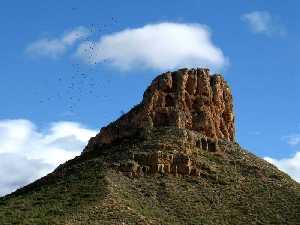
117 133 221 177
84 68 235 153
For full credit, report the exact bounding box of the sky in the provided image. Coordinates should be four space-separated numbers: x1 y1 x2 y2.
1 0 300 196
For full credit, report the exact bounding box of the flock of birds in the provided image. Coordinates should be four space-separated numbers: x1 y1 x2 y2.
38 14 118 116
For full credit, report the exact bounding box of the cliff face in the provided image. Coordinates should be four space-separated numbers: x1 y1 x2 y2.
85 68 235 152
2 68 300 225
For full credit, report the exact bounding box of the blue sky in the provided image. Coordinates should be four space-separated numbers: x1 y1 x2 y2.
1 0 300 195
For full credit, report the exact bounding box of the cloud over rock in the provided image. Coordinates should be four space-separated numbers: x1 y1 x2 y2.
77 22 227 71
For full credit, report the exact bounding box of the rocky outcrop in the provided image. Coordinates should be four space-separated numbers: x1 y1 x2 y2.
118 152 198 177
113 128 221 177
84 68 235 153
99 127 222 178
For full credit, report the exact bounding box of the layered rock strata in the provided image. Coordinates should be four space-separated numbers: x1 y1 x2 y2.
111 127 222 177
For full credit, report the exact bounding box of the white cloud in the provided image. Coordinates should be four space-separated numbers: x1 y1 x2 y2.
62 27 90 45
248 131 261 136
26 26 90 58
241 11 285 36
282 134 300 146
264 152 300 182
0 153 51 197
0 119 97 196
76 22 227 71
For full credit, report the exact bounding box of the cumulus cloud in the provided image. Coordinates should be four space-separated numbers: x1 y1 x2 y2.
0 153 51 196
241 11 285 36
0 119 97 196
26 26 90 58
264 152 300 182
76 22 227 71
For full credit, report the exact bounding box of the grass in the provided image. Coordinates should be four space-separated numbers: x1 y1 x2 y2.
0 127 300 225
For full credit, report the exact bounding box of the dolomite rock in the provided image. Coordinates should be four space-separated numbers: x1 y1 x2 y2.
119 152 195 177
116 130 221 177
84 68 235 153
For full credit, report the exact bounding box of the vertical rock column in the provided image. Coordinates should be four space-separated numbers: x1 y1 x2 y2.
83 68 235 153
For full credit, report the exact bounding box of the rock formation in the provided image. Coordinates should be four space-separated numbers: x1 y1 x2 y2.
4 68 300 225
81 68 235 178
116 128 220 177
84 68 235 154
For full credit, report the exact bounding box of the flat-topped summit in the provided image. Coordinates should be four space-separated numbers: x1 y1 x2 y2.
85 68 235 152
2 68 300 225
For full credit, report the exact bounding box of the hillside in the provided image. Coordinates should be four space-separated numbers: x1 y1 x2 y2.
0 68 299 225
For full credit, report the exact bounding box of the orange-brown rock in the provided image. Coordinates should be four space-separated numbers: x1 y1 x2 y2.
85 68 235 152
114 128 221 177
118 151 197 177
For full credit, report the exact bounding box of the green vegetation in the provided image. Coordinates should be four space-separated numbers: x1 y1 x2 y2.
1 128 300 225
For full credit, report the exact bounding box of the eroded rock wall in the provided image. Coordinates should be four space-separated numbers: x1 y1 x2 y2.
114 130 221 177
84 68 235 152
